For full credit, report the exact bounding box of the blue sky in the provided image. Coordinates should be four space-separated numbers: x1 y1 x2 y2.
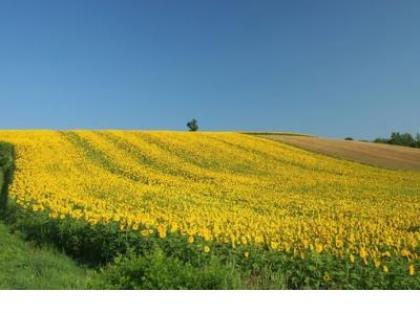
0 0 419 138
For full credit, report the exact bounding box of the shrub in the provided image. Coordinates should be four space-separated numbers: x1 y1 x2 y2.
90 248 242 289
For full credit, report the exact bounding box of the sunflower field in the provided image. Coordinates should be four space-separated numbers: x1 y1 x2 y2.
0 130 418 289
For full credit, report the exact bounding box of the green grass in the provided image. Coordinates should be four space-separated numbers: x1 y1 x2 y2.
0 222 91 289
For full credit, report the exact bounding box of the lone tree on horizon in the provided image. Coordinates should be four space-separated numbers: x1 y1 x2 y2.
187 118 199 132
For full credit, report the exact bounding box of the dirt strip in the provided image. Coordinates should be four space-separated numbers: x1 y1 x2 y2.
259 135 420 171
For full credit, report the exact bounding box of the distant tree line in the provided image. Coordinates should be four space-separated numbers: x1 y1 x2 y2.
374 132 420 148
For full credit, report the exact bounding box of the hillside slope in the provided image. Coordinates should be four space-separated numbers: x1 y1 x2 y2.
0 130 418 263
259 134 420 170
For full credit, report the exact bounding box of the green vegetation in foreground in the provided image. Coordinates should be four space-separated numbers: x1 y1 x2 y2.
0 222 91 289
4 199 419 290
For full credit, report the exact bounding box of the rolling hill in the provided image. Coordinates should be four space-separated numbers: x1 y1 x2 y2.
0 130 419 289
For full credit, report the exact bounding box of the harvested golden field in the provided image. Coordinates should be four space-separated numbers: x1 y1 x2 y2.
0 129 419 278
260 134 420 170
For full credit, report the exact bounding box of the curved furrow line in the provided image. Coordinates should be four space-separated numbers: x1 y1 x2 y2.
74 131 202 188
95 131 210 182
104 131 277 200
114 131 256 182
72 131 229 194
61 131 149 184
62 131 275 209
206 133 350 177
134 132 270 177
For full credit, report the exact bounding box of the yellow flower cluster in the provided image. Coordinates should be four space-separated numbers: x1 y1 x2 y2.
1 130 419 270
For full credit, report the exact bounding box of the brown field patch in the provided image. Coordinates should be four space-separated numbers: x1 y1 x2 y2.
257 134 420 171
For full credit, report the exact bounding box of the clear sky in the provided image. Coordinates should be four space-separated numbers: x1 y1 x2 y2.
0 0 419 138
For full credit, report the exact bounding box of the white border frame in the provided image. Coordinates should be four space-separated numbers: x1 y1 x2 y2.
1 290 419 313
